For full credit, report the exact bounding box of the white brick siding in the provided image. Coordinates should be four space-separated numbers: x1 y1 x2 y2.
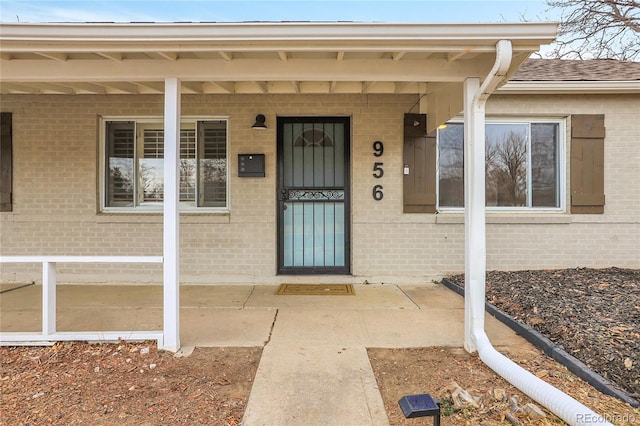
1 92 638 284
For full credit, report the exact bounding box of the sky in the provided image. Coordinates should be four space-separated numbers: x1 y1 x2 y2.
0 0 559 24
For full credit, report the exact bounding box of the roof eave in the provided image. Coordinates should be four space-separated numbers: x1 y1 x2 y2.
0 21 558 52
499 80 640 94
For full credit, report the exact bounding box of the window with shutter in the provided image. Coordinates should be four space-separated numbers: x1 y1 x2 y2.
103 118 228 211
180 129 197 204
106 121 135 207
0 112 12 212
570 114 605 214
198 120 227 208
436 118 564 211
403 113 437 213
140 128 165 204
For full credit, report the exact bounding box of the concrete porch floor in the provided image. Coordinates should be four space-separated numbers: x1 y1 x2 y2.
0 283 536 425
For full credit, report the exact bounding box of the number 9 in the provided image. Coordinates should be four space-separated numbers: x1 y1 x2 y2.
373 141 384 157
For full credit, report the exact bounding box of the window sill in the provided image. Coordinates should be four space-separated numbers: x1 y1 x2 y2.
96 211 231 224
435 213 571 225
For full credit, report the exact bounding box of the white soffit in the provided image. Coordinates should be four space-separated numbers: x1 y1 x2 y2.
0 22 558 95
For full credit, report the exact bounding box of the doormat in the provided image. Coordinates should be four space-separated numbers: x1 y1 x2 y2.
276 284 355 296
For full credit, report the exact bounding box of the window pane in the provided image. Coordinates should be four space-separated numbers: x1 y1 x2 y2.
105 121 134 207
140 129 164 204
486 124 527 207
531 123 559 207
198 121 227 207
180 129 197 206
438 123 464 207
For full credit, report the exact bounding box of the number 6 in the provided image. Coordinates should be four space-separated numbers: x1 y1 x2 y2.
372 184 383 201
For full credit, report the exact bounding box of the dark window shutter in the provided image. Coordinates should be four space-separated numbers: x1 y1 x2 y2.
403 113 436 213
571 114 605 214
0 112 12 212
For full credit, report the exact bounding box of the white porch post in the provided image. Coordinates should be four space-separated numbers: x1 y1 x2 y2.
162 77 181 352
42 261 56 336
463 77 486 353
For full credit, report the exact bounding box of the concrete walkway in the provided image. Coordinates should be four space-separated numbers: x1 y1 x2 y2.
0 283 534 425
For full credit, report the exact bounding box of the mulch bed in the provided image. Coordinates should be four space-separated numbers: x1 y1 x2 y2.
1 341 262 425
447 267 639 400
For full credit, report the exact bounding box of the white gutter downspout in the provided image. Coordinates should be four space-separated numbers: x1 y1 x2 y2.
463 40 610 426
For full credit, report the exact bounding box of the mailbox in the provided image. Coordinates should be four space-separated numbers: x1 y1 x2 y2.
238 154 265 177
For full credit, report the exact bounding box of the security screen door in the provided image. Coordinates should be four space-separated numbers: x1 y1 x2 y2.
277 117 350 274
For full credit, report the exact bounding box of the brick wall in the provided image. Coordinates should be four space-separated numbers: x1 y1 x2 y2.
0 92 638 285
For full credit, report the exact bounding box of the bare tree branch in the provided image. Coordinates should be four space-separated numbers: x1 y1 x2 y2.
545 0 640 60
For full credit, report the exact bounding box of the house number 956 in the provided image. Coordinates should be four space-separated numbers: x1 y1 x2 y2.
372 140 384 201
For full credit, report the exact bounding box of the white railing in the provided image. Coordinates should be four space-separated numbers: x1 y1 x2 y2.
0 256 164 346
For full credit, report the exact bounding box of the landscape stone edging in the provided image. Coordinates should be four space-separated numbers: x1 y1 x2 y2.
441 278 639 408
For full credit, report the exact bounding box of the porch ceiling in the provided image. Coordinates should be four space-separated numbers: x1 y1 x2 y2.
0 22 557 95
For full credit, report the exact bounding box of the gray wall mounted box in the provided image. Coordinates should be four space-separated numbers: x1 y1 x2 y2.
238 154 265 177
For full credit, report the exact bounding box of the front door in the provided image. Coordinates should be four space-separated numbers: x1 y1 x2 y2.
277 117 350 274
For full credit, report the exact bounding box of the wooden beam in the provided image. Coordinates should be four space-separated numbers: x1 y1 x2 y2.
218 51 233 61
96 52 123 62
290 81 300 93
336 51 345 61
362 81 376 93
34 52 67 62
278 51 288 62
180 81 202 93
0 82 43 94
57 82 107 94
157 52 178 61
133 81 164 93
392 51 406 61
203 81 235 93
94 82 140 94
25 82 74 94
395 82 415 93
447 51 466 62
0 57 498 83
253 81 268 93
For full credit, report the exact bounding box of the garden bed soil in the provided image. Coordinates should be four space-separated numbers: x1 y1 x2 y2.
447 267 639 398
369 345 639 425
1 342 261 425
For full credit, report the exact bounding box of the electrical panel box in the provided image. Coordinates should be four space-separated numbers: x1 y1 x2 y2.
238 154 265 177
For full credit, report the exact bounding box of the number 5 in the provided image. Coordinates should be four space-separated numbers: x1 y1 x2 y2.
373 162 384 178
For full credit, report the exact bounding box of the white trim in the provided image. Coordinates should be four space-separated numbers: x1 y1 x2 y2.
436 117 566 213
0 255 163 263
0 22 558 50
1 57 500 84
499 80 640 94
0 332 164 346
0 22 557 94
0 256 164 347
99 115 230 213
162 77 181 353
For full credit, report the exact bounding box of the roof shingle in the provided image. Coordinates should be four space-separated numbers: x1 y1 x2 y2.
512 59 640 81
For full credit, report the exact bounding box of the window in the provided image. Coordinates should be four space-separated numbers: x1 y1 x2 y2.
0 112 12 212
437 119 563 210
103 118 228 211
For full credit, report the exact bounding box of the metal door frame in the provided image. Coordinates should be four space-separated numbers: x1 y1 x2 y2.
276 116 351 275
